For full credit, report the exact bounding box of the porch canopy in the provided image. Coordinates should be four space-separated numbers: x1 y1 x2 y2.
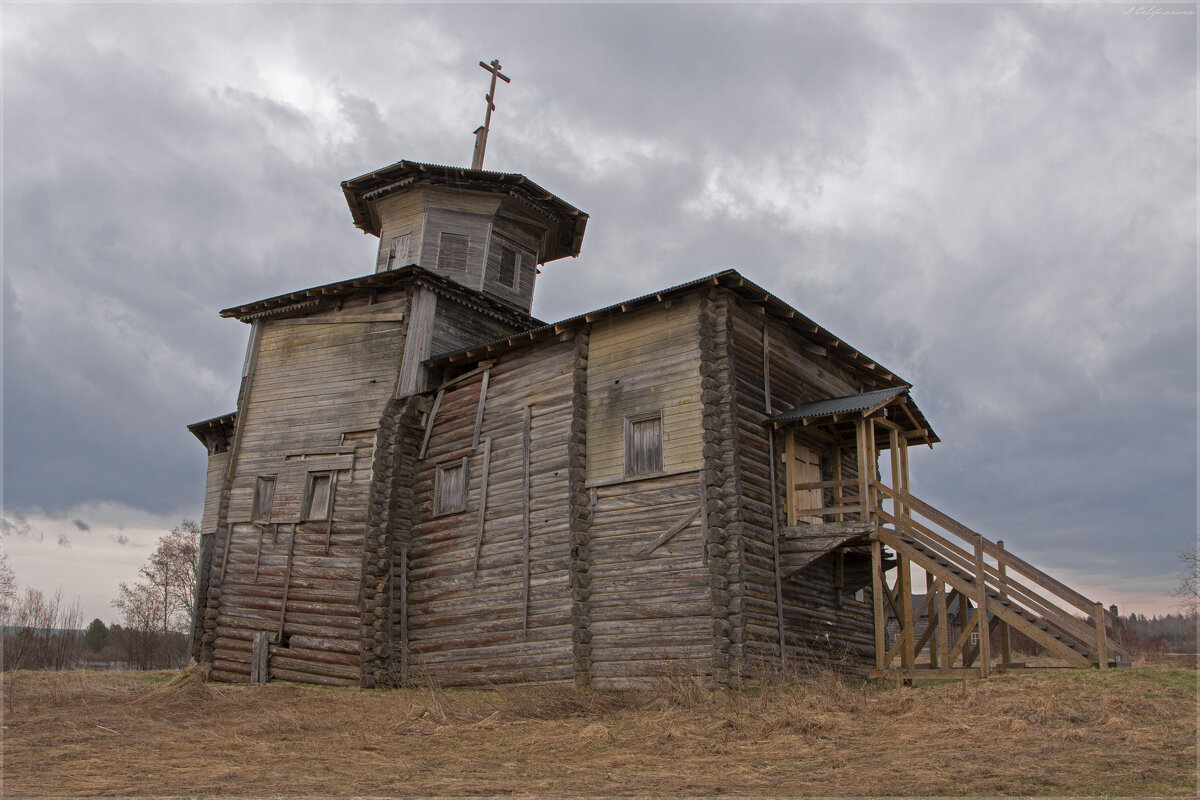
768 385 939 447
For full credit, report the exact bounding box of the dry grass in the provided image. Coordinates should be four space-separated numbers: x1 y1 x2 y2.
3 662 1195 797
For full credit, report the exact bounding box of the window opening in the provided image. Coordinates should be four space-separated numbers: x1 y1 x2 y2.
624 412 663 477
435 458 469 516
303 472 333 520
253 476 276 521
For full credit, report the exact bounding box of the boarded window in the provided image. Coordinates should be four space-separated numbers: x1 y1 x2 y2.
253 476 276 521
435 458 469 516
385 233 412 270
303 472 333 520
436 232 470 273
624 413 663 477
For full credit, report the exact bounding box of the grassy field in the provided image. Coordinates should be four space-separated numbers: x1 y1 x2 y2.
3 662 1196 797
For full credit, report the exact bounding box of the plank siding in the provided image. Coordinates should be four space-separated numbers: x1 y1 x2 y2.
726 296 876 670
200 452 230 535
407 339 577 685
586 297 703 485
207 290 411 683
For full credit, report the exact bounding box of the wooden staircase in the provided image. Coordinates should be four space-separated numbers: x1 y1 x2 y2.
867 482 1128 679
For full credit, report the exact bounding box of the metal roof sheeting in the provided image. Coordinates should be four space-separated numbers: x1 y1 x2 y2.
768 386 908 423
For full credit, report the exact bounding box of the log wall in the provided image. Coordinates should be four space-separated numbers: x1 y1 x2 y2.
203 289 411 685
405 338 578 685
726 295 877 672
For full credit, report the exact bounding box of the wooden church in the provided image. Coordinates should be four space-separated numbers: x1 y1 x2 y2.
188 69 1125 688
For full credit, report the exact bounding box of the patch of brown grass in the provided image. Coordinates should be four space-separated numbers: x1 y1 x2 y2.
4 663 1196 797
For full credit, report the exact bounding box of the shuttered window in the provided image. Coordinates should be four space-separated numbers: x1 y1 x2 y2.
436 232 470 273
303 472 333 520
624 412 663 477
253 476 276 521
435 458 469 516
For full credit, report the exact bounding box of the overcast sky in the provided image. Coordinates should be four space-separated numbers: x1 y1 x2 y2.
3 3 1195 625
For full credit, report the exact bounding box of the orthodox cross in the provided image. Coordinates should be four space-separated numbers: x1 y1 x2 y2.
471 59 510 170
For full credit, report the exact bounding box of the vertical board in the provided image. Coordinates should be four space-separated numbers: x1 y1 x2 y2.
406 339 577 685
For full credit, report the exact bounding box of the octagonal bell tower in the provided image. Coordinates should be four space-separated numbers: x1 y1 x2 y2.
342 161 587 314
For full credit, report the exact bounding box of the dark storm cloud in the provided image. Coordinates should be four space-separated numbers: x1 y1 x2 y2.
2 4 1193 602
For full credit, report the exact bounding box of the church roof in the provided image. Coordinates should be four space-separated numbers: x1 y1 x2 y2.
426 269 907 389
218 265 542 327
341 160 588 263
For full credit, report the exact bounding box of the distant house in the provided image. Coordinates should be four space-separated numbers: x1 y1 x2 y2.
188 159 1125 688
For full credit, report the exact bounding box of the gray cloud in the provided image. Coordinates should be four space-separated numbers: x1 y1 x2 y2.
110 533 135 547
2 4 1193 605
56 534 71 549
1 516 42 543
72 520 90 532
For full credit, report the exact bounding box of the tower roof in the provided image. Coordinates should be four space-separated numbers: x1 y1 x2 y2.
341 160 588 263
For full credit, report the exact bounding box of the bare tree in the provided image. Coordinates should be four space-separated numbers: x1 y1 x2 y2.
1176 542 1199 612
111 519 200 668
3 587 83 671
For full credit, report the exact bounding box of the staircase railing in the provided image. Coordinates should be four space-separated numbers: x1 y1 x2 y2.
872 481 1127 673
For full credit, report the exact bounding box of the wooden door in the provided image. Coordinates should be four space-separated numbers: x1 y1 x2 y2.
785 432 823 525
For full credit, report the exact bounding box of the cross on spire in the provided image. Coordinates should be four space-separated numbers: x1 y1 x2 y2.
471 58 510 170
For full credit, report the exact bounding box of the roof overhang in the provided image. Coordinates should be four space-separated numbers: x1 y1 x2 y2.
340 160 588 263
425 269 907 390
187 412 237 449
218 265 542 328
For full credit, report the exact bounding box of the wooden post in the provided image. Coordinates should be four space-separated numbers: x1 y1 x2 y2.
277 525 296 644
973 537 990 677
399 543 409 687
871 538 886 671
855 418 870 522
936 577 950 669
762 325 787 665
418 388 444 460
888 427 903 527
472 369 490 451
784 429 796 526
831 445 844 522
926 572 937 668
699 472 709 566
899 552 914 670
997 540 1011 668
471 436 493 584
522 405 532 637
323 470 339 555
1095 602 1108 669
251 631 269 684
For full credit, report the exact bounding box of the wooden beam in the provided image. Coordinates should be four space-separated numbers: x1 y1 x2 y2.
472 369 491 451
699 472 709 567
763 324 787 664
522 406 532 637
323 471 339 555
417 389 444 461
871 539 887 671
639 507 701 557
276 525 296 644
471 436 493 585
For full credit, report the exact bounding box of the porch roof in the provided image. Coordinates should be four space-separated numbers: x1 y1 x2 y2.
769 386 940 445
